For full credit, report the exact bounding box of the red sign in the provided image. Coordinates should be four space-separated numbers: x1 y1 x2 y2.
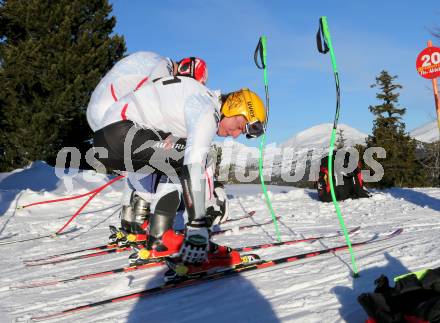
416 46 440 79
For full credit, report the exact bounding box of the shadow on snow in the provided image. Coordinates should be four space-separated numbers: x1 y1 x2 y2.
127 268 280 323
387 188 440 212
332 252 409 322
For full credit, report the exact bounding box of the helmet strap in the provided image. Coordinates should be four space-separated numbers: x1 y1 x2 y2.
189 57 196 77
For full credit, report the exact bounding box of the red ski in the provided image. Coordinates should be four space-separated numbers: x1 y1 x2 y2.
30 228 402 321
15 226 360 288
24 213 271 267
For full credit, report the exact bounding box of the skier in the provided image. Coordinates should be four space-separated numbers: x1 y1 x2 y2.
86 51 209 247
91 76 266 279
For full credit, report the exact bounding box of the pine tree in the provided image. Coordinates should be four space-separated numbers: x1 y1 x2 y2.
336 128 346 149
366 71 422 188
418 140 440 187
0 0 126 170
212 144 223 180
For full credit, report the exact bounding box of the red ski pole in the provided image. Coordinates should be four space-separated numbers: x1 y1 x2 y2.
54 175 124 234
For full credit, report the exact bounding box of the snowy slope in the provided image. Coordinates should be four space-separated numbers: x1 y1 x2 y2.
0 163 440 322
216 123 368 158
281 123 367 149
216 124 368 182
410 121 439 143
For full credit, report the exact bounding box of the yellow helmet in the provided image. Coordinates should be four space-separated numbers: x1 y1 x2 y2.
221 88 266 124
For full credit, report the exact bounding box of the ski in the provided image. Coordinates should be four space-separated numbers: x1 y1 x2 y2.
23 211 257 265
24 213 273 267
0 234 15 241
14 226 360 289
221 210 256 223
30 228 402 321
12 261 164 289
212 215 280 235
23 243 119 263
0 228 75 246
236 225 360 252
0 234 53 246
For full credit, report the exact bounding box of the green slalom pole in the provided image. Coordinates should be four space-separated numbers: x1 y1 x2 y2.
317 17 359 277
254 36 281 242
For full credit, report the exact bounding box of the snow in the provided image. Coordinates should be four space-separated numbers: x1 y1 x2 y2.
216 123 367 163
410 121 439 143
281 123 367 149
0 163 440 322
215 124 369 184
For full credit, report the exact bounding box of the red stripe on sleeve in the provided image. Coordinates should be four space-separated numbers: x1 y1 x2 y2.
134 77 149 91
121 103 129 120
110 84 118 102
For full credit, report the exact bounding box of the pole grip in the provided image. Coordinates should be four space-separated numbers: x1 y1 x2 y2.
320 17 338 73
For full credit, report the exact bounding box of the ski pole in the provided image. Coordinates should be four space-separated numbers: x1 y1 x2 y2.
316 17 359 277
254 36 281 242
1 175 124 244
55 175 124 234
18 175 125 209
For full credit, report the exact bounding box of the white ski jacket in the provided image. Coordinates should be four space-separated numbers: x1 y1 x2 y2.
87 51 173 132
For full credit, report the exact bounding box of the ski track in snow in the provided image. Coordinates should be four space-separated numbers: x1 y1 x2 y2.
0 165 439 322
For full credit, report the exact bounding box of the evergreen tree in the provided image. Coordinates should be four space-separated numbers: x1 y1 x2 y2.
212 144 223 180
0 0 126 170
336 128 346 149
366 71 422 188
418 140 440 187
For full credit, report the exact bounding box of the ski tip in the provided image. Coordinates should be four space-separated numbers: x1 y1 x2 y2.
31 312 64 322
352 272 360 278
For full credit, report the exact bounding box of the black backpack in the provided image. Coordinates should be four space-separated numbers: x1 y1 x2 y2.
317 151 370 202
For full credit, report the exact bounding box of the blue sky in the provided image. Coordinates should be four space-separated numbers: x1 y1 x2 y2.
110 0 439 146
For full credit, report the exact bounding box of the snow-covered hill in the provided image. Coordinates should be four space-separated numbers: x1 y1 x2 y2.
281 123 367 149
410 121 439 143
216 123 367 155
1 163 439 322
215 123 367 183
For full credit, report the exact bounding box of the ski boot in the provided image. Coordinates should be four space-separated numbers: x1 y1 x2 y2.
108 224 129 247
109 194 151 247
163 243 260 283
108 201 134 246
124 194 150 246
109 229 147 248
128 229 184 266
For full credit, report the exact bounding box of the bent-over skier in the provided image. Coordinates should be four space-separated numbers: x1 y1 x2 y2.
91 75 266 279
87 51 209 247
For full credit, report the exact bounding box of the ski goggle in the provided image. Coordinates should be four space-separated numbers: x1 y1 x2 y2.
245 120 265 139
177 57 194 76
